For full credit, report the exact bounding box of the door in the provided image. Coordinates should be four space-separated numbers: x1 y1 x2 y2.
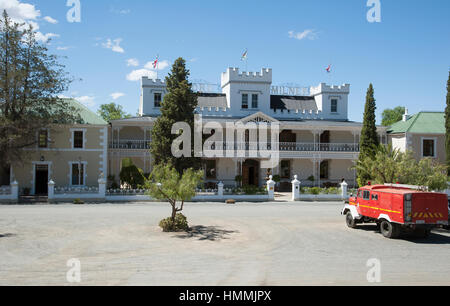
35 165 49 195
242 160 260 187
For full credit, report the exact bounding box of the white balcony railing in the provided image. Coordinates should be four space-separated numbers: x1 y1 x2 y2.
109 140 150 150
110 140 360 153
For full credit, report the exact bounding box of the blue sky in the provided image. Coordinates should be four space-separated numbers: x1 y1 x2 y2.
2 0 450 123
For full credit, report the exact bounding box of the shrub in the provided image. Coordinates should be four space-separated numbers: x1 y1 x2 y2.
243 185 258 195
310 187 321 195
120 159 145 189
159 213 189 232
73 199 84 205
326 187 339 195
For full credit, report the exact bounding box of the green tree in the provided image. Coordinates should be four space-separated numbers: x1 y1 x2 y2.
0 11 77 181
97 103 131 122
357 84 380 186
382 106 405 126
119 158 145 189
150 58 201 174
445 70 450 175
145 164 203 232
355 144 447 191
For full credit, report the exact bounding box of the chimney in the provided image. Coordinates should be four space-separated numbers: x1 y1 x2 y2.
402 108 410 122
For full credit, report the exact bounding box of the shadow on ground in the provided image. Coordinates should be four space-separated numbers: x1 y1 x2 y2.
352 225 450 244
0 233 16 238
174 226 239 241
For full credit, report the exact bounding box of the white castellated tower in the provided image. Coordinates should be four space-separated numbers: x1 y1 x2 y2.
139 77 167 116
310 83 350 121
221 68 273 117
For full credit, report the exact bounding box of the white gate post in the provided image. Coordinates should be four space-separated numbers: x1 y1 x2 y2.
291 175 301 201
341 180 348 199
267 175 275 201
11 180 19 203
98 177 106 199
48 180 55 202
218 182 224 197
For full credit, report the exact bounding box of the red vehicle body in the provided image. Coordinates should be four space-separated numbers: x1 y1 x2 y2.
342 184 449 239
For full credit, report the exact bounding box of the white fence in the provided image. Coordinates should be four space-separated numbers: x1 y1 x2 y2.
0 181 19 203
0 176 350 204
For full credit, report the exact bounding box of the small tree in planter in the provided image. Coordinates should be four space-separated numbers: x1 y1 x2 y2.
145 164 203 232
235 175 243 188
272 175 281 191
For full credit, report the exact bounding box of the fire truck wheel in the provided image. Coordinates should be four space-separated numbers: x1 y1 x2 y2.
346 212 357 228
380 221 399 239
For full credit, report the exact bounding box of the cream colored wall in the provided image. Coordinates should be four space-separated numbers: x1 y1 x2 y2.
291 159 314 181
389 134 407 152
329 131 356 143
328 160 355 183
410 133 445 164
12 125 108 194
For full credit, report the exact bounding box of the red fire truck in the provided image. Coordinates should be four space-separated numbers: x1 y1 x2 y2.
342 184 449 239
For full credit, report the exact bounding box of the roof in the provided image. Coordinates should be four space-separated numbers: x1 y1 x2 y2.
387 112 445 134
197 93 227 108
363 185 429 195
271 95 318 111
63 99 108 125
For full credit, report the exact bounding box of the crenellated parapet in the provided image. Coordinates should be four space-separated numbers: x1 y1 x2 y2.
310 83 350 96
221 67 272 87
141 77 166 87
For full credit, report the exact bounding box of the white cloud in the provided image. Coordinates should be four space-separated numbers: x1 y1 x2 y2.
0 1 59 44
43 16 57 24
127 58 139 67
0 0 40 21
102 38 125 53
126 69 157 82
57 94 96 108
56 46 71 51
110 92 125 100
288 29 318 41
144 59 169 71
35 32 59 43
75 96 96 108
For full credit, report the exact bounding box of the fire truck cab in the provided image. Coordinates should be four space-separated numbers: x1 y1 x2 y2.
342 184 449 239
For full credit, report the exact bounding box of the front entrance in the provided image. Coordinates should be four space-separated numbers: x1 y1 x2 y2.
242 160 260 187
35 165 49 195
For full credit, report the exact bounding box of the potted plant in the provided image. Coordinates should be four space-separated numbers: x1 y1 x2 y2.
272 175 281 191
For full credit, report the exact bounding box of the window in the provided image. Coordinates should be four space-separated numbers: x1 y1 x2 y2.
252 94 258 109
331 99 338 113
73 131 84 149
363 190 371 200
281 160 291 178
205 160 216 179
320 161 329 179
38 130 48 148
422 139 435 157
154 93 162 108
357 189 362 199
372 193 379 201
71 163 85 186
242 94 248 109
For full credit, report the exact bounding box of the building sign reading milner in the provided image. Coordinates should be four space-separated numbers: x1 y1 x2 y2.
192 83 310 96
270 85 310 96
